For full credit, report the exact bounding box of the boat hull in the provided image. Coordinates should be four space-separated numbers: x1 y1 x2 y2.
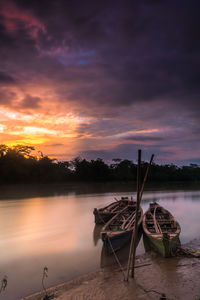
93 210 115 224
93 198 134 224
142 202 181 257
144 232 180 257
102 224 142 254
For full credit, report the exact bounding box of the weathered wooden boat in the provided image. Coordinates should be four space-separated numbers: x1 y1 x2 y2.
101 204 143 253
100 228 142 267
93 197 133 224
142 202 181 257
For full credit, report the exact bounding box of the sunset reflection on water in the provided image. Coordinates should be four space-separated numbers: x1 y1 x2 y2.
0 187 200 299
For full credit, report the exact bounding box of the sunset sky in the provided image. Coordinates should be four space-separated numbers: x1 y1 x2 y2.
0 0 200 164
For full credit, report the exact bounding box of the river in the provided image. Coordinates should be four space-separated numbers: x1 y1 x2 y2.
0 183 199 299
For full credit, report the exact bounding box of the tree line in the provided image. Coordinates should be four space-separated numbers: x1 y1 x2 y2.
0 144 200 184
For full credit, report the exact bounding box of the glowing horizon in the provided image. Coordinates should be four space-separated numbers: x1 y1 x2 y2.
0 1 200 164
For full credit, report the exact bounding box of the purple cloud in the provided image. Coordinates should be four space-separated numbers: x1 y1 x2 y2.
0 0 200 164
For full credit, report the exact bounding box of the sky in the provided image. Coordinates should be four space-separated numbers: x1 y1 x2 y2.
0 0 200 165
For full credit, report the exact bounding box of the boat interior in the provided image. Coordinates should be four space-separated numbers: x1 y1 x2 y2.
102 199 135 213
145 204 178 234
105 205 141 232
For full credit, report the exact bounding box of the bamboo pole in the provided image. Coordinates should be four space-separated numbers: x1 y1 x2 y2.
125 152 154 281
125 149 141 280
139 154 154 200
130 149 141 278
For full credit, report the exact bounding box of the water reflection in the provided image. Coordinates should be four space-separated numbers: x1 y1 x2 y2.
100 243 130 268
100 228 143 268
93 224 103 246
0 187 199 299
1 182 200 200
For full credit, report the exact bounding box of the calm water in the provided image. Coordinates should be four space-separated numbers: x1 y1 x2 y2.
0 184 200 299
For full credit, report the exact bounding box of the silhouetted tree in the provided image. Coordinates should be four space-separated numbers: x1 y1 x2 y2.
0 144 200 184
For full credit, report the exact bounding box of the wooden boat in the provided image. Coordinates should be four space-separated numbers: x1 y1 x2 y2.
93 197 133 224
142 202 181 257
100 228 142 267
101 204 143 253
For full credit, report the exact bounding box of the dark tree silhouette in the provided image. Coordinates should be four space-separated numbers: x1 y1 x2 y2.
0 144 200 184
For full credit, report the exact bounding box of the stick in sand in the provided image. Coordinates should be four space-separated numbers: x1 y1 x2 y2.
126 152 154 280
126 149 141 280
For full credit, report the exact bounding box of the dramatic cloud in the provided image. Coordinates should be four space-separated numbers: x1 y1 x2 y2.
0 90 16 105
0 0 200 164
124 135 164 142
0 71 16 84
19 94 41 108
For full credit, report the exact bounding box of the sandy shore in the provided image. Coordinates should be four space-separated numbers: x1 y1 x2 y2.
21 253 200 300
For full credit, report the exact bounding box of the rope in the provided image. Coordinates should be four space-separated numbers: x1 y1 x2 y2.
172 246 200 258
97 206 127 280
107 237 126 280
137 283 174 300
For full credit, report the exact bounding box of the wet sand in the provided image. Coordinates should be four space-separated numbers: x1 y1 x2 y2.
21 253 200 300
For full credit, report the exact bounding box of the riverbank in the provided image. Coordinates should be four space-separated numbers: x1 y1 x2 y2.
21 253 200 300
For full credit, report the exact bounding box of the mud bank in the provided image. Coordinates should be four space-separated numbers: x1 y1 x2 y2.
21 253 200 300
